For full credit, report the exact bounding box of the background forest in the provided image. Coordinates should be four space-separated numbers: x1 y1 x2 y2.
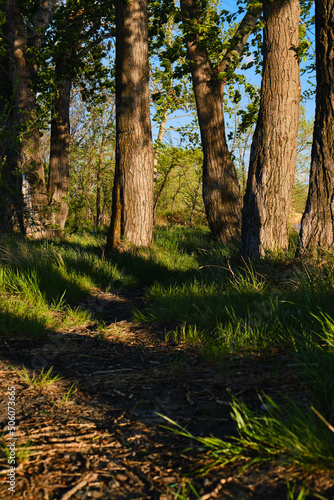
0 0 316 243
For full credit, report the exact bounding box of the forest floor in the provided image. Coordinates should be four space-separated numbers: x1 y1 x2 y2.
1 287 334 500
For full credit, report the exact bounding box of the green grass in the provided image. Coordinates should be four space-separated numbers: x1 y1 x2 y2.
0 235 134 338
1 226 334 478
159 310 334 476
160 392 334 472
55 381 78 406
13 366 62 388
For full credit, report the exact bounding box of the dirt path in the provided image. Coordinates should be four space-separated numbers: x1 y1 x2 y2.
0 291 333 499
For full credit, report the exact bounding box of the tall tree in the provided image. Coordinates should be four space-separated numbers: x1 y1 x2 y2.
46 0 113 231
47 2 84 232
180 0 262 244
106 0 154 250
297 0 334 253
241 0 301 258
0 0 56 236
0 38 24 235
48 54 71 231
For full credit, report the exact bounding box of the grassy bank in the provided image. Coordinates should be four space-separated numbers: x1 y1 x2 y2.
0 226 333 491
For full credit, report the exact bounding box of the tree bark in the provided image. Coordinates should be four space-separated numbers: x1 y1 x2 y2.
186 38 242 243
3 0 49 236
0 43 25 235
242 0 301 258
48 55 71 231
106 0 154 250
297 0 334 253
180 0 261 244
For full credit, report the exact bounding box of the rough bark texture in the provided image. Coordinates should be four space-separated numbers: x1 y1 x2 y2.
48 56 71 231
0 42 25 235
186 41 242 243
106 0 154 250
242 0 301 258
4 0 48 236
297 0 334 253
180 0 261 244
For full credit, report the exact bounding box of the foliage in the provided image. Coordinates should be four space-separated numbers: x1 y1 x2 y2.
154 145 205 225
68 91 115 229
36 0 114 112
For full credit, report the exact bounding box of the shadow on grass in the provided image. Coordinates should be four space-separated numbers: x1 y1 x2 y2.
0 310 54 339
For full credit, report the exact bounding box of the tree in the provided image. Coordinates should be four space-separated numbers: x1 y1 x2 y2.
149 7 196 162
106 0 154 250
0 0 55 236
48 54 72 231
45 0 113 231
180 0 262 244
241 0 301 258
297 0 334 253
0 33 24 235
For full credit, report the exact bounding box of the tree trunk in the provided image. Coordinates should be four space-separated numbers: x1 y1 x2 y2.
106 0 154 250
189 50 242 243
180 0 261 244
48 55 71 231
0 46 25 235
297 0 334 253
242 0 301 258
180 0 241 243
95 129 107 228
4 0 48 236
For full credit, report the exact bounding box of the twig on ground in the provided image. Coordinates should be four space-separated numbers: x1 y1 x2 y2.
60 473 98 500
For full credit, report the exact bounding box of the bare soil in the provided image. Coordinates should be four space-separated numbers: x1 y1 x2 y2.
0 289 333 499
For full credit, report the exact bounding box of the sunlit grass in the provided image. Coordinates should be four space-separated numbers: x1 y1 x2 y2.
13 366 62 388
0 235 135 337
160 305 334 474
160 391 334 471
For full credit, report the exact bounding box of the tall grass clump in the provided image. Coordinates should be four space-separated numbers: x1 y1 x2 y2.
161 390 334 471
296 312 334 424
137 255 289 346
161 294 334 472
0 262 92 337
0 235 134 337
